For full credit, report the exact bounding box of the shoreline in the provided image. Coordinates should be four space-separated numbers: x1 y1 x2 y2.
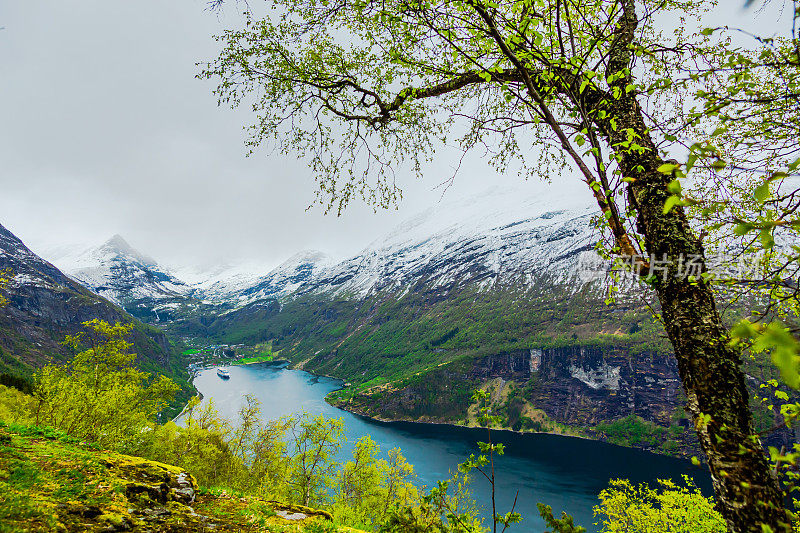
171 390 204 423
185 360 696 462
285 361 692 460
231 357 280 366
329 397 674 457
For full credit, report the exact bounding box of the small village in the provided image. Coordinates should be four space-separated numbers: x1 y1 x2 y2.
183 341 275 378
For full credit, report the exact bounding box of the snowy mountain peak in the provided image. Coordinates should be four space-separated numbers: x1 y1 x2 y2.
0 223 72 290
101 234 157 267
41 234 192 314
41 185 604 316
230 249 334 305
296 188 601 298
278 250 332 270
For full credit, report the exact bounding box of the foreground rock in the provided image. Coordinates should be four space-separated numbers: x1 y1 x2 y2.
0 422 356 532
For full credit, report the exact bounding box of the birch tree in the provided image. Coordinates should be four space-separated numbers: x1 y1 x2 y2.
202 0 794 529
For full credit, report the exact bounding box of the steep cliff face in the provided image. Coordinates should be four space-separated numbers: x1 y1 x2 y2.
335 345 795 456
337 346 681 424
495 346 684 426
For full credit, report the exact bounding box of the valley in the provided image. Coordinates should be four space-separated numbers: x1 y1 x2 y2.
3 2 798 529
5 189 786 459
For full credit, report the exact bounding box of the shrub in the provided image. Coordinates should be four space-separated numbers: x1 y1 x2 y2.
594 477 725 533
595 415 664 447
30 320 178 451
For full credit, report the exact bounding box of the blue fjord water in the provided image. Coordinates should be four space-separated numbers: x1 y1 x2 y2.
188 361 711 532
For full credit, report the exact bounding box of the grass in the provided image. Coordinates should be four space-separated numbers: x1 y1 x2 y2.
596 415 666 447
235 353 275 365
0 421 364 533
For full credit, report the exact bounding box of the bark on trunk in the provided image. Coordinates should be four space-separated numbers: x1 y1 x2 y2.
600 94 791 532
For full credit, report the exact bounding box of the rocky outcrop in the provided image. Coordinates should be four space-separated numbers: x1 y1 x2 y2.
455 346 683 427
0 422 345 532
341 346 681 423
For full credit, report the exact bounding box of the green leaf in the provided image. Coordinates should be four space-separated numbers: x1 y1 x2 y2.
759 229 775 249
657 163 679 174
663 195 682 214
753 183 770 204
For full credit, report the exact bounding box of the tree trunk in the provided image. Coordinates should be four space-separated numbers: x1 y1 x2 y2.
601 95 791 532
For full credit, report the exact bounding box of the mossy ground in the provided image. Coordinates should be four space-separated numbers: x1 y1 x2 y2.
0 422 364 533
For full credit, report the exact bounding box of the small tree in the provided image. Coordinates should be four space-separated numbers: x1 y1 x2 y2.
285 412 346 507
594 477 725 533
379 474 485 533
250 415 292 498
334 437 420 529
32 320 178 450
142 398 240 488
459 390 521 533
0 268 10 307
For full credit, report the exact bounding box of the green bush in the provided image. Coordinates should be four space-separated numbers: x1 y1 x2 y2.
595 415 664 447
594 477 725 533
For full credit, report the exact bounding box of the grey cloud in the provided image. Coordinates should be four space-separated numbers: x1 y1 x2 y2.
0 0 789 271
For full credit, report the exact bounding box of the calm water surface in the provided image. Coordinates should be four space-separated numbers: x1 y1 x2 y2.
187 362 711 532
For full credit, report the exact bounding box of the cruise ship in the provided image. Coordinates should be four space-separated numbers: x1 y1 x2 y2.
216 367 230 379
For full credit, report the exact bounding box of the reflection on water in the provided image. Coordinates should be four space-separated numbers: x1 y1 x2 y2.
187 362 711 532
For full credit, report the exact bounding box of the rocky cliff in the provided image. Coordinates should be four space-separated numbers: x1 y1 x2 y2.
334 344 794 456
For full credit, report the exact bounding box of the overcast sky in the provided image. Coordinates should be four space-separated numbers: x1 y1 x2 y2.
0 1 789 271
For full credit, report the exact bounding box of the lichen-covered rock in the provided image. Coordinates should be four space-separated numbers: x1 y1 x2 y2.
100 454 198 505
0 422 357 532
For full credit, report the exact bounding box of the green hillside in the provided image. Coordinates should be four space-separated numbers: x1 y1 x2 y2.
0 422 361 533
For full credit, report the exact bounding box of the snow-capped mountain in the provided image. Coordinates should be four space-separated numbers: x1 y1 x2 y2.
165 251 333 306
166 263 265 303
231 250 333 305
0 223 175 368
44 235 194 313
42 237 333 315
40 186 603 319
0 223 78 294
208 186 601 304
291 188 601 299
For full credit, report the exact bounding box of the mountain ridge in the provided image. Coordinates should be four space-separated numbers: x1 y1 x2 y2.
41 188 606 315
12 191 793 457
0 222 190 411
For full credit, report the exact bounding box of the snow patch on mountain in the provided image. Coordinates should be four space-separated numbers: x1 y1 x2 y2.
299 187 601 298
39 184 604 312
232 250 334 305
168 262 268 303
0 223 75 292
44 235 193 307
